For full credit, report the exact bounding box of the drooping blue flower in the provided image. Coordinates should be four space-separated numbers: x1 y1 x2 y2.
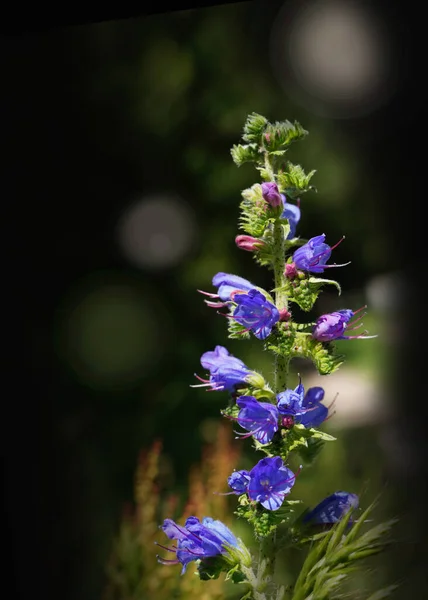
232 289 280 340
212 272 255 302
235 396 279 444
157 516 238 574
198 272 256 308
227 469 251 494
291 234 348 274
246 456 298 511
298 387 329 428
193 346 264 393
303 491 359 525
281 196 301 239
312 307 377 342
277 383 329 428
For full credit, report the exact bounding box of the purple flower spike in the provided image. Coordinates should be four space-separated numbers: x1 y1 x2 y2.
228 470 251 494
312 306 377 341
281 196 301 239
194 346 257 393
303 491 359 525
157 516 238 574
247 456 298 511
261 182 283 208
232 289 280 340
236 396 279 444
292 234 349 274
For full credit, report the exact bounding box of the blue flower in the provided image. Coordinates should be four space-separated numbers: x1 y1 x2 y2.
248 456 297 511
212 272 255 302
232 289 280 340
303 491 359 525
292 234 348 274
277 382 308 419
198 272 256 308
194 346 258 393
298 387 329 428
312 307 377 342
226 384 331 443
235 396 279 444
229 457 298 511
157 516 238 574
227 469 251 494
281 196 301 239
277 383 329 428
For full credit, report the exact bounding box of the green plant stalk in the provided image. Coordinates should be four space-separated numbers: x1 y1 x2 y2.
273 216 289 395
254 194 291 598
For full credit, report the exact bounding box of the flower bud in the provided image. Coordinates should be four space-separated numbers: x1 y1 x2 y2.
261 182 283 208
235 235 265 252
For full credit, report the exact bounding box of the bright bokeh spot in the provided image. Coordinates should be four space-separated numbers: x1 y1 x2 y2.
270 0 396 118
117 193 196 270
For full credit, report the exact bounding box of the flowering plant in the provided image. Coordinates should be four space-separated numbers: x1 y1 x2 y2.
156 114 396 599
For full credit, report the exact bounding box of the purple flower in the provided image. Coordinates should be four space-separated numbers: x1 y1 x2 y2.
303 491 359 525
277 382 329 428
281 197 301 239
157 516 238 574
312 307 377 342
298 387 329 428
261 182 283 208
198 272 255 308
247 457 298 511
235 396 279 444
291 234 349 274
232 289 280 340
226 383 331 442
228 470 251 494
193 346 264 393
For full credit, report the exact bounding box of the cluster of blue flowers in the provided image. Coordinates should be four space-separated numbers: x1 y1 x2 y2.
157 129 367 577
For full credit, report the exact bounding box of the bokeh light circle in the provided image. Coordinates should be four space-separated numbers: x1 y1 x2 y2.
270 0 397 118
117 193 196 270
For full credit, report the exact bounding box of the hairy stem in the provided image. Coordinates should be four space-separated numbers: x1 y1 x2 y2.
273 217 290 394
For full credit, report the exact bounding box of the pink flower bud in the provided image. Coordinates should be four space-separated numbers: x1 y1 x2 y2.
279 308 291 322
235 235 265 252
284 263 298 279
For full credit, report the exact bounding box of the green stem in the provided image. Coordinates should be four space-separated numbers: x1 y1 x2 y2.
253 155 291 599
273 217 290 394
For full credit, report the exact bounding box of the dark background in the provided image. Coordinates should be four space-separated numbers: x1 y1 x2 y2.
3 1 427 599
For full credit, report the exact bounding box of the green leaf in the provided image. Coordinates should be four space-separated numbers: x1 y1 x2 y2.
239 183 270 237
242 112 268 143
227 316 250 339
308 276 342 296
231 143 261 166
366 584 399 600
291 500 396 600
277 163 316 200
309 429 336 442
265 119 308 151
297 437 325 467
